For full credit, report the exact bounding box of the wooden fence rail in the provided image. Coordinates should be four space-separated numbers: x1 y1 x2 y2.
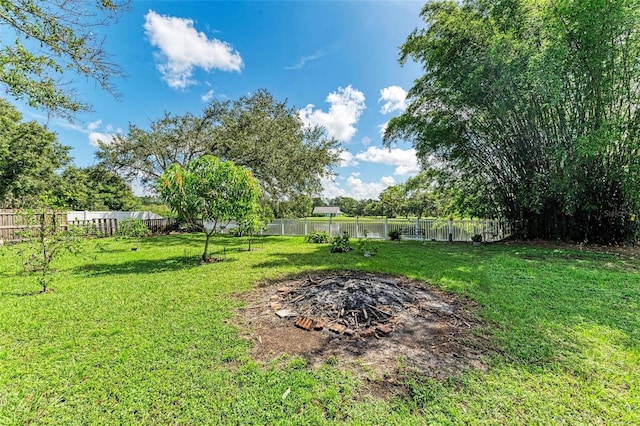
0 210 179 243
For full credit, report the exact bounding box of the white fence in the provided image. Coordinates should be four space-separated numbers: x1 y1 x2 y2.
260 218 512 242
67 211 163 222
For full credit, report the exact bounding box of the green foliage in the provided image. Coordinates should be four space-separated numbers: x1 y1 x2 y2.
378 185 405 218
0 0 126 118
97 90 341 200
1 236 639 423
388 229 401 241
14 208 84 292
158 155 261 261
54 165 139 211
0 99 70 208
117 219 150 239
136 196 175 218
274 194 313 218
304 231 330 244
358 230 378 256
330 231 352 253
235 205 274 251
328 196 359 216
388 0 640 243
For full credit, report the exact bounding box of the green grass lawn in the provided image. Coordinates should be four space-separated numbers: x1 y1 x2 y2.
1 234 638 424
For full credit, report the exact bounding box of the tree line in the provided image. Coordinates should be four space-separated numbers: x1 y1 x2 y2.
2 0 639 244
386 0 640 244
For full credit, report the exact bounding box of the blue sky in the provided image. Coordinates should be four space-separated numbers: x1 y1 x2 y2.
22 1 425 200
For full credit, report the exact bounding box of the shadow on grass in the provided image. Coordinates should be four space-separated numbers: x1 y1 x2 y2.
74 255 238 276
250 240 640 369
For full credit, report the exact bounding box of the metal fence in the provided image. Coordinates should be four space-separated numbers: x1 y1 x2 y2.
261 218 512 242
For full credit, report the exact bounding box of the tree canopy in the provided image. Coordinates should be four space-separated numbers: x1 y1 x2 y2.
158 155 261 261
0 97 140 209
97 90 341 201
0 98 70 207
53 165 139 211
386 0 640 243
0 0 127 118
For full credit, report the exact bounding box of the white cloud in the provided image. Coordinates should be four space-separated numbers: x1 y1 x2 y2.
298 85 366 142
378 121 388 139
201 89 215 102
54 117 120 147
338 150 359 167
89 132 117 147
356 146 420 176
321 174 396 200
320 177 346 199
285 50 326 70
361 136 371 146
87 119 102 131
379 85 407 114
344 174 396 200
144 10 243 89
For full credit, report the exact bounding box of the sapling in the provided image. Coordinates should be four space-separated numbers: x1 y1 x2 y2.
16 208 84 293
117 218 151 250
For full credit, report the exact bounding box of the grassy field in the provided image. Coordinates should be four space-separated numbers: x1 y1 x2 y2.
0 234 638 424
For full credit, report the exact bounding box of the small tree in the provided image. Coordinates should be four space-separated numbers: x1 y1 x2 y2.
236 205 273 251
158 155 261 261
116 218 151 250
16 208 84 293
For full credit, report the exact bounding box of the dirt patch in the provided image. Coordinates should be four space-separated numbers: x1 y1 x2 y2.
235 271 490 388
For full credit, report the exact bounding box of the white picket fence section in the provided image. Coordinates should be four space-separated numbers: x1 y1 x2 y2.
259 218 512 242
67 211 163 222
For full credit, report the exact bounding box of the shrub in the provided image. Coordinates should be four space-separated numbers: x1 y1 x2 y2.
228 227 243 237
331 231 352 253
388 229 401 241
471 234 483 243
117 218 150 250
359 230 378 256
117 219 151 239
305 231 330 244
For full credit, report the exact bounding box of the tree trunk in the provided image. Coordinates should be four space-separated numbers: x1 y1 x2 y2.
202 231 213 261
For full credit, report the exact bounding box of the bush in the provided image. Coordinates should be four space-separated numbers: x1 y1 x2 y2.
388 229 401 241
331 231 352 253
229 227 243 237
471 234 483 243
305 231 330 244
117 219 151 239
359 230 378 256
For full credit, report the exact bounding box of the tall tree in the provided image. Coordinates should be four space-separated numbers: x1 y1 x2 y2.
378 185 406 218
386 0 640 243
275 194 313 218
0 0 127 117
97 90 341 201
0 99 70 207
330 196 359 216
158 155 261 261
54 165 139 211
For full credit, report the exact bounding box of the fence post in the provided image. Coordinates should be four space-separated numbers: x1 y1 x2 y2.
356 216 359 238
415 218 420 241
329 215 333 237
281 219 284 236
304 218 307 236
448 218 453 242
384 217 388 239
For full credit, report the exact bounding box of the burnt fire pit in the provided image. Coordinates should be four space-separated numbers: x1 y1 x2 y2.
269 272 457 339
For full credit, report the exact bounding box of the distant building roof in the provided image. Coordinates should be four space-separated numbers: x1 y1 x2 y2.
312 206 342 215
